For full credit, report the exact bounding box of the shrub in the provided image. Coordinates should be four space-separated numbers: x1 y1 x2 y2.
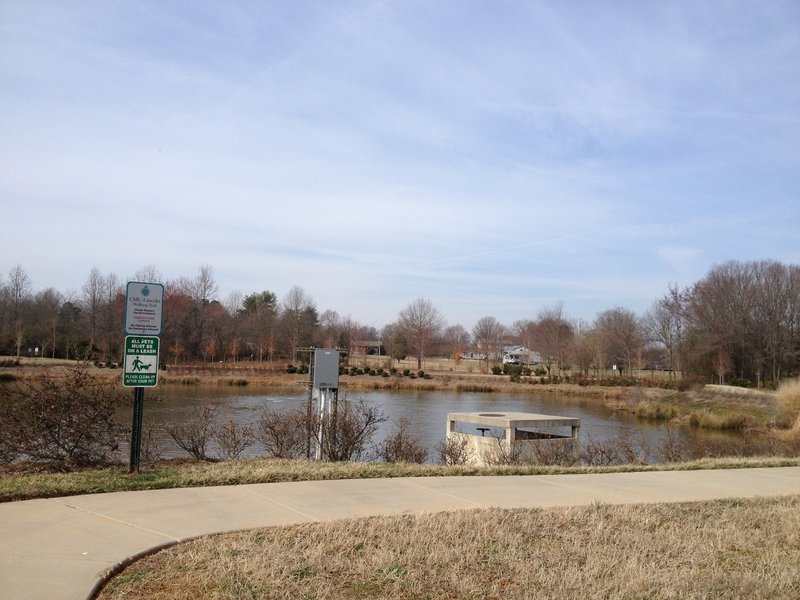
0 364 125 466
580 429 650 466
140 422 164 465
533 366 547 376
417 370 425 378
377 418 428 464
0 373 17 382
286 364 297 374
255 408 308 459
436 435 472 466
255 399 386 462
313 398 387 461
491 365 502 375
402 369 411 376
215 419 255 459
376 368 384 376
165 405 218 460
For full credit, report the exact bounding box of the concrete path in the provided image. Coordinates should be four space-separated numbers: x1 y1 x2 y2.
2 467 799 600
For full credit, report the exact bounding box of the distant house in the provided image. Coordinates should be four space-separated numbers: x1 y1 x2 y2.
502 345 542 365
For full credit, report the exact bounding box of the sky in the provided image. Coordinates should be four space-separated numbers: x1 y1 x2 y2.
2 1 799 331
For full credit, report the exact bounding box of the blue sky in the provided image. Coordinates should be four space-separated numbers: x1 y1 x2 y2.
2 1 799 330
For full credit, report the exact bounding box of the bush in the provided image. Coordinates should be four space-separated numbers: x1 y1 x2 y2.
402 369 411 376
0 364 125 466
491 365 502 375
533 366 547 376
286 364 297 374
377 419 428 464
165 405 218 460
0 372 17 382
255 407 309 459
215 419 255 459
436 435 472 466
255 398 386 462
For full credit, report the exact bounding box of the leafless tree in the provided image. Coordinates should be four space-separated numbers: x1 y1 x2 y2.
643 285 686 379
572 318 598 376
398 297 445 370
281 286 317 362
176 264 219 359
441 324 470 362
530 303 574 377
594 307 642 375
472 316 503 368
7 265 32 358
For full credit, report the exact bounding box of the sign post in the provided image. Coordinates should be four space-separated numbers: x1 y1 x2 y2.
123 281 163 474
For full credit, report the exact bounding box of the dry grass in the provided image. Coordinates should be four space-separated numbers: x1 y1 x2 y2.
4 456 800 503
776 378 800 429
98 496 800 600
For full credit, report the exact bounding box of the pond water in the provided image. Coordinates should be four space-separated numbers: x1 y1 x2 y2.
120 386 734 463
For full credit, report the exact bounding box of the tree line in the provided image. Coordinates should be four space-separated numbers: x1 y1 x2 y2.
1 259 798 386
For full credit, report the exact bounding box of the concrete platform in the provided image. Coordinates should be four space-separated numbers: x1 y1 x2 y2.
1 467 799 599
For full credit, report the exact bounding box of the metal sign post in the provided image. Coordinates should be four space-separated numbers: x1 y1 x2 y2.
310 349 340 461
123 281 162 474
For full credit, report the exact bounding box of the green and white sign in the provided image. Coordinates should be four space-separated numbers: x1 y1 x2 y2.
123 336 160 387
125 281 164 336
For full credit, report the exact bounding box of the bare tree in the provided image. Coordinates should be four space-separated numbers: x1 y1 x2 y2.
7 265 32 358
397 298 445 370
472 316 503 368
594 307 642 376
133 264 163 284
643 285 686 379
572 318 598 376
281 286 317 362
530 303 574 377
176 265 219 359
81 267 104 354
441 324 470 363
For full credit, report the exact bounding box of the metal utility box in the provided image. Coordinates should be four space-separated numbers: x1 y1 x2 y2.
313 348 340 389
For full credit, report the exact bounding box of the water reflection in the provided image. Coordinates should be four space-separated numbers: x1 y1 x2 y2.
121 387 735 463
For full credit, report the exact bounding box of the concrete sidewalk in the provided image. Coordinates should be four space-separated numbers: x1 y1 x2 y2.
2 467 799 600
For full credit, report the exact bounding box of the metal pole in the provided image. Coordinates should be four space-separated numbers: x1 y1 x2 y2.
315 388 323 460
129 387 144 474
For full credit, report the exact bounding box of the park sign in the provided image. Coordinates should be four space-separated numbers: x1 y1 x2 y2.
123 336 159 387
125 281 164 336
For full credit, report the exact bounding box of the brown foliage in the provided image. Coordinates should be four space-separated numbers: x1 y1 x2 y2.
0 364 124 466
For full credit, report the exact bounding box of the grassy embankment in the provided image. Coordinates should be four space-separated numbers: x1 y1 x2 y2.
3 455 799 503
98 495 800 599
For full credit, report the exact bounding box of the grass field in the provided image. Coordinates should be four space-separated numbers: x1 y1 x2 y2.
98 495 800 599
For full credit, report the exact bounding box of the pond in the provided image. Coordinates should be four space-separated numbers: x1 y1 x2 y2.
120 386 736 464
